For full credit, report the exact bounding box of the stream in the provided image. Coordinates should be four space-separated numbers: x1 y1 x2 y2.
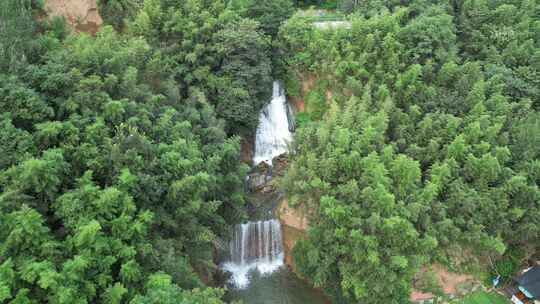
220 81 328 304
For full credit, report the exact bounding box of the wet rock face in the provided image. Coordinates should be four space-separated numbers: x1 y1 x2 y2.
247 153 289 193
246 152 307 271
245 151 306 271
247 161 272 193
240 136 255 165
286 103 296 132
272 154 289 177
44 0 103 35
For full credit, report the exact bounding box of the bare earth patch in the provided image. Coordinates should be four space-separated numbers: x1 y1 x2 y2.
411 264 476 302
44 0 103 34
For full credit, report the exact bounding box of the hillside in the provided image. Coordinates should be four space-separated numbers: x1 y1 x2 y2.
0 0 538 303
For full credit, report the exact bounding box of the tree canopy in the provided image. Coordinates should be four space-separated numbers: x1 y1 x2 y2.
1 0 538 303
0 0 288 302
280 1 539 302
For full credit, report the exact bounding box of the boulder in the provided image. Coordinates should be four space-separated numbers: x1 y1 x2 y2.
272 153 289 177
247 153 289 194
247 161 272 192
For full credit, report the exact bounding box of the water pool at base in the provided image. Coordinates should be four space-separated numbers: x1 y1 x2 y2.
224 267 330 304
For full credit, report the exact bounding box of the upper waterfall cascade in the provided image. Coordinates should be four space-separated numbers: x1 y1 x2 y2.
222 219 284 289
253 81 293 166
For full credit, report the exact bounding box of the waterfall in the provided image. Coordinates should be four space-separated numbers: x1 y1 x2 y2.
223 82 289 288
222 219 284 289
253 81 293 166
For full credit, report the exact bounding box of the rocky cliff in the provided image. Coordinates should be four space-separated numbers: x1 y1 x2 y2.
277 198 309 269
288 73 313 113
287 72 334 121
44 0 102 35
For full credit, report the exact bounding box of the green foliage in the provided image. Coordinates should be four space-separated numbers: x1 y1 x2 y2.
130 0 273 135
305 90 326 120
279 0 540 302
131 273 224 304
295 0 338 9
244 0 295 37
415 268 443 296
494 259 517 282
295 112 312 128
398 7 457 65
2 0 539 303
0 0 41 72
453 291 509 304
493 246 526 282
213 18 273 133
0 1 268 301
98 0 142 30
0 116 35 170
284 71 302 98
0 75 54 129
283 94 437 303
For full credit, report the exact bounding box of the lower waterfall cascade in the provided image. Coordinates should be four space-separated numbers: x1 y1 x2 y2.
221 219 284 289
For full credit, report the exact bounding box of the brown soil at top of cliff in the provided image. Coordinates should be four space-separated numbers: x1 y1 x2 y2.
288 73 315 113
44 0 103 35
289 95 305 113
288 72 334 115
300 73 317 94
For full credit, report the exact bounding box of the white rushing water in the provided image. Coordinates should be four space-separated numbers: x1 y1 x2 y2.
253 81 293 166
222 219 284 289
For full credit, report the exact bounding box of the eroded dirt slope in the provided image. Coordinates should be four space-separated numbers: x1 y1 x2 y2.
44 0 102 34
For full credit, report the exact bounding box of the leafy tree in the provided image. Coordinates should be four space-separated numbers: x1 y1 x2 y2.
0 0 40 72
98 0 143 30
213 18 273 133
244 0 295 37
283 94 437 303
279 2 539 302
0 116 35 170
130 0 273 135
0 75 54 129
131 273 224 304
398 7 457 65
0 4 251 301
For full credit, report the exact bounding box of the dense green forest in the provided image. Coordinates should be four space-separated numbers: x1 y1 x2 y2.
0 0 538 303
280 0 539 303
0 0 284 302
